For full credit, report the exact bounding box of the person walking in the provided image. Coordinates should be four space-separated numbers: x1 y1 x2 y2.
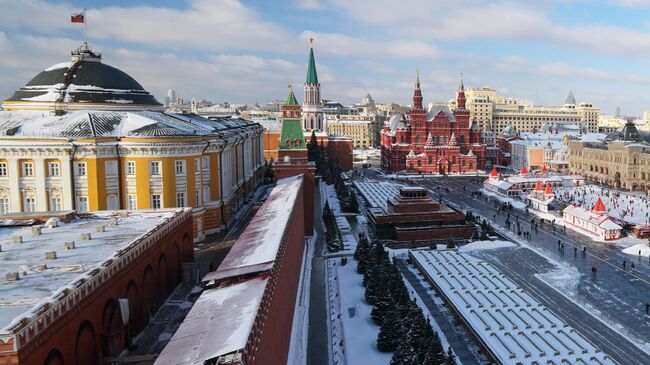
574 246 577 256
591 266 597 279
623 260 627 271
646 303 649 315
558 240 561 250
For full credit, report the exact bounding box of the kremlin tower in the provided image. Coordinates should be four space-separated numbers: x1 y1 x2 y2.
301 39 324 132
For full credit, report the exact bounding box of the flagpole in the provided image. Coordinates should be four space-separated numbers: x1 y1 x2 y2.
83 8 88 49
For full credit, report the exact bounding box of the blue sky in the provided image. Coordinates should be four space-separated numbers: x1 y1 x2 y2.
2 0 650 115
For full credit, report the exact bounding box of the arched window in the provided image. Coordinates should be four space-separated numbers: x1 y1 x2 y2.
428 156 433 165
294 139 301 147
285 140 291 147
417 160 422 167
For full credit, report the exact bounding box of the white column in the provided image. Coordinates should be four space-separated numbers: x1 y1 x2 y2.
8 159 21 213
33 157 47 211
60 155 73 211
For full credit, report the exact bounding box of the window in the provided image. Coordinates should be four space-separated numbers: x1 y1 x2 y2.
150 161 161 176
175 160 185 175
127 195 137 210
195 190 201 206
22 162 34 177
151 194 161 209
77 196 88 212
76 162 86 176
24 196 36 212
48 162 60 177
50 195 62 211
176 192 186 207
0 162 7 176
194 159 200 174
0 197 9 214
126 161 136 176
202 156 210 170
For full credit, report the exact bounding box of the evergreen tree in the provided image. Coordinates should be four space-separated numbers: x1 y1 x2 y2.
423 331 446 365
390 339 419 365
345 190 360 213
354 238 370 274
262 160 275 184
444 347 456 365
377 307 401 352
308 131 318 161
371 287 392 325
446 238 456 249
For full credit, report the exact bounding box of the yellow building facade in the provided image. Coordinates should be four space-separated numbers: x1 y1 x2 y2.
569 122 650 193
0 47 264 242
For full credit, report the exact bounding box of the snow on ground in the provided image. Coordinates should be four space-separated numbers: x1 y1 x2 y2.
621 242 650 257
329 258 391 365
458 240 517 253
556 185 650 225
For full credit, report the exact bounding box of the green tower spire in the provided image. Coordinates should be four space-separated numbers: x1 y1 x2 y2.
306 38 319 84
284 84 299 107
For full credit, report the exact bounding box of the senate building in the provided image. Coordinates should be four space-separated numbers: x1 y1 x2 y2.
0 45 265 241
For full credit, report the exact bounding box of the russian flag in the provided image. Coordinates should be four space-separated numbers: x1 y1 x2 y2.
71 12 84 23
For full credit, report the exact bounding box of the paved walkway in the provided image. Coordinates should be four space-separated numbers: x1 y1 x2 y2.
307 183 329 365
397 259 481 365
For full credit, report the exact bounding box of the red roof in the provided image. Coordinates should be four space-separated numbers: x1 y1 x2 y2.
541 165 548 173
544 183 554 195
520 166 528 175
534 180 543 191
490 167 498 177
592 197 607 213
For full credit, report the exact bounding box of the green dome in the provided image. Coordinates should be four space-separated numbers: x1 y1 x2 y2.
4 50 162 110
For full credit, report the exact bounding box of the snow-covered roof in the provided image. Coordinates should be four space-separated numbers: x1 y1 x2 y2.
426 105 455 121
0 210 182 332
354 181 401 208
562 204 621 230
411 250 615 365
0 110 259 139
3 50 162 111
154 276 268 365
202 175 303 282
485 179 516 190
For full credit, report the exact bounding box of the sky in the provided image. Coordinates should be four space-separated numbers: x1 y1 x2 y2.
1 0 650 115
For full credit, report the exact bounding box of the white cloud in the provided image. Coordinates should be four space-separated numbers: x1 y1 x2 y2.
296 0 324 10
0 0 302 54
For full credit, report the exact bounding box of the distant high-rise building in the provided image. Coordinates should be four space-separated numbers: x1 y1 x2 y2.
167 89 176 107
451 88 599 133
615 106 621 117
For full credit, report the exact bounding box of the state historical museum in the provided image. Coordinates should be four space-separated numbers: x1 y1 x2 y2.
380 74 490 174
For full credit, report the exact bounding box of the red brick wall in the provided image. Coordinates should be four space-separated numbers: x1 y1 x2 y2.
273 165 315 235
245 179 306 365
9 213 194 365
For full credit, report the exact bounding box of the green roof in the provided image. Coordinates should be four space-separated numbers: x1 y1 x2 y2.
621 121 642 142
279 119 306 150
306 46 319 84
284 87 299 106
